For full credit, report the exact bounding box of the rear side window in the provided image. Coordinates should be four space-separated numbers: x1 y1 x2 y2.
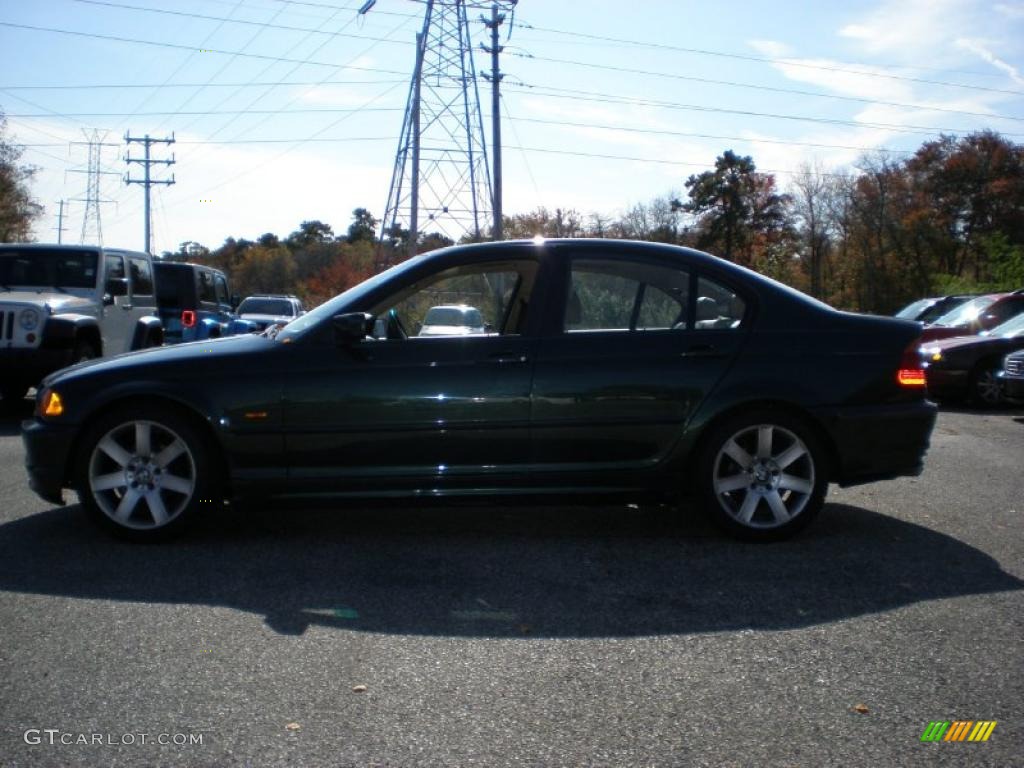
214 274 230 306
695 276 746 329
129 257 153 296
565 258 690 332
197 270 217 304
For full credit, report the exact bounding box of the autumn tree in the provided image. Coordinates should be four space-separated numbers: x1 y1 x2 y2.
0 110 43 241
347 208 378 244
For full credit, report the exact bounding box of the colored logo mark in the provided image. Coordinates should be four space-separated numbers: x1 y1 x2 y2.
921 721 997 742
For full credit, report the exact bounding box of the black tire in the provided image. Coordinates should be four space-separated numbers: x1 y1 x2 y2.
968 363 1004 408
697 408 829 541
74 403 217 542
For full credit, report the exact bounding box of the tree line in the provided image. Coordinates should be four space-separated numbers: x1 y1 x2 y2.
3 108 1022 314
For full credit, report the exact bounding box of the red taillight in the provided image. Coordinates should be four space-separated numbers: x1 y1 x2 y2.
897 341 926 387
898 369 926 386
181 310 196 329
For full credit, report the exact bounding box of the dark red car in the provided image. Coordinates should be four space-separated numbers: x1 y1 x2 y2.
918 292 1024 344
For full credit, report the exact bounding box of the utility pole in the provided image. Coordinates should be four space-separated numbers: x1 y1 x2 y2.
124 133 176 254
54 200 68 244
69 129 118 246
481 3 510 240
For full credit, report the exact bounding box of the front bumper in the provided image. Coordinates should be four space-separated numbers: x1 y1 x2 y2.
1003 373 1024 401
812 400 938 487
21 417 78 505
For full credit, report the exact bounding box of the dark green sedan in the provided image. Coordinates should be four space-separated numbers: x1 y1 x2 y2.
22 239 937 541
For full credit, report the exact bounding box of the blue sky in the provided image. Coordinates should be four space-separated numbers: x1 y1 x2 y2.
2 0 1023 253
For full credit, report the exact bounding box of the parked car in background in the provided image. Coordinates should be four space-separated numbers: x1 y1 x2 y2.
23 239 937 543
894 294 974 324
0 244 163 402
920 313 1024 406
153 262 256 343
1000 349 1024 402
918 292 1024 343
417 304 488 336
237 294 305 332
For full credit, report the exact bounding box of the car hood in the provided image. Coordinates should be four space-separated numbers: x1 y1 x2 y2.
0 290 94 313
43 333 274 388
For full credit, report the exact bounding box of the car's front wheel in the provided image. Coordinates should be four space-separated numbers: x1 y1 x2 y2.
968 363 1004 408
76 405 215 541
698 409 828 541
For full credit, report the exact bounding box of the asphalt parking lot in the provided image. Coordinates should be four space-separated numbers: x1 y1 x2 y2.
0 400 1021 767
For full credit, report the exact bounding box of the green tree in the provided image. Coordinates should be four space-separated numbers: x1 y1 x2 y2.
0 110 43 241
347 208 378 244
683 150 790 265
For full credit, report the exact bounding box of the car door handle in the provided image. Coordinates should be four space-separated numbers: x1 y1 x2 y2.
488 352 529 364
680 344 724 358
121 304 133 310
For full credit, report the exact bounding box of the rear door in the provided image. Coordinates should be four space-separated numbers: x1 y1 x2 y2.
529 246 749 483
101 253 131 354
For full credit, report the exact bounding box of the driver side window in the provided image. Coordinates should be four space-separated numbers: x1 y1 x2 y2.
369 261 537 339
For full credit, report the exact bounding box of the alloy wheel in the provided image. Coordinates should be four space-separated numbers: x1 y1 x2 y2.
87 420 197 530
712 423 815 530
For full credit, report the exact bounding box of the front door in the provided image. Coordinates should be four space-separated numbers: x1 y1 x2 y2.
283 257 543 494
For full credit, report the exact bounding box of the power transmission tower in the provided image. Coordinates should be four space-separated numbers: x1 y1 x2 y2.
54 199 69 244
481 2 514 241
69 130 118 246
380 0 516 263
124 133 176 254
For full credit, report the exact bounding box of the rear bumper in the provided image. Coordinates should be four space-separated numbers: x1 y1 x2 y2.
21 417 78 505
812 400 938 487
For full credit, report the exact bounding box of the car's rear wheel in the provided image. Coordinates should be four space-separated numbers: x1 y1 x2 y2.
968 363 1004 408
76 405 215 541
698 409 828 541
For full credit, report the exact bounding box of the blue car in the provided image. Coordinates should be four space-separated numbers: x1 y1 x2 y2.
153 262 256 343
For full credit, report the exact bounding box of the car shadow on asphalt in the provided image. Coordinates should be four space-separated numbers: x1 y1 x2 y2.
0 500 1019 638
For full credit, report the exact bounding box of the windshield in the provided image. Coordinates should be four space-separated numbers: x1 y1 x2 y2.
239 297 293 316
895 298 933 320
990 312 1024 338
932 295 997 327
0 249 99 289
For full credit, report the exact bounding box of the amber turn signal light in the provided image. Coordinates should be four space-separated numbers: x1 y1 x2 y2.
40 389 65 417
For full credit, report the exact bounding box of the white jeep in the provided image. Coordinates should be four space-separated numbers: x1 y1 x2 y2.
0 244 164 401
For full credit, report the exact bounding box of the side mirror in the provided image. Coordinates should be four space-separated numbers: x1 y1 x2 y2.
231 294 240 310
332 312 374 346
102 293 115 306
105 277 128 297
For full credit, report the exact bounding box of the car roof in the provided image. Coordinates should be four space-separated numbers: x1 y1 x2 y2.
153 261 225 277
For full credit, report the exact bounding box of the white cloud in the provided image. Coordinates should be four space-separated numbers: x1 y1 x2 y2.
955 38 1024 86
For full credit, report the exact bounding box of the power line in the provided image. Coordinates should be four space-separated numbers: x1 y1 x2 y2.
0 79 406 90
504 83 1024 138
501 115 918 155
506 51 1024 121
70 0 415 50
512 21 1024 95
0 21 407 76
5 108 403 117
